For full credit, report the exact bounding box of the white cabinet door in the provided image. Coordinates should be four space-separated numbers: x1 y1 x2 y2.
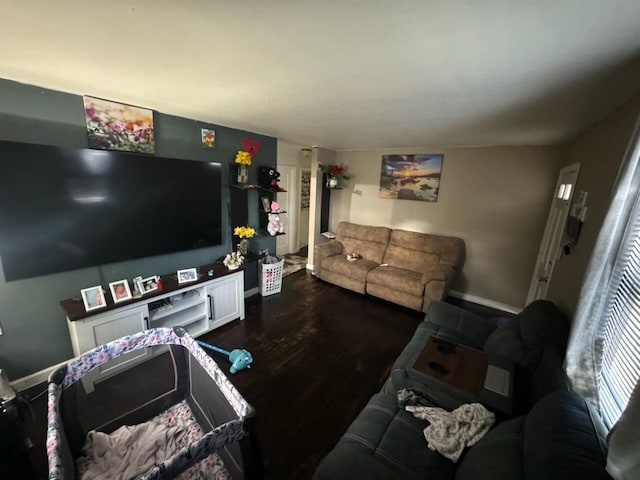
206 271 245 329
67 304 149 392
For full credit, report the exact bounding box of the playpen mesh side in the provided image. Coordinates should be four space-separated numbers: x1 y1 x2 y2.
47 328 257 480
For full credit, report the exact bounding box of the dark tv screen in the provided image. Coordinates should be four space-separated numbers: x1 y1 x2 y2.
0 140 223 281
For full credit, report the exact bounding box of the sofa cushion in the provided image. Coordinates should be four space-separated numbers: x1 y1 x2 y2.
383 244 439 273
313 392 456 480
337 222 391 264
321 255 379 282
522 390 610 480
367 266 425 297
483 319 528 365
518 300 569 352
383 229 464 274
455 417 525 480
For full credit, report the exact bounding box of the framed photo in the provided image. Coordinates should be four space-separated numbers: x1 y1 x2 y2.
139 276 159 295
109 279 132 303
261 196 271 212
81 285 107 312
177 268 198 284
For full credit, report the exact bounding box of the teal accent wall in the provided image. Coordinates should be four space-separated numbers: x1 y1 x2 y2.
0 78 276 379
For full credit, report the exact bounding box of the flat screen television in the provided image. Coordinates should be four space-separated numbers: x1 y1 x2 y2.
0 140 223 281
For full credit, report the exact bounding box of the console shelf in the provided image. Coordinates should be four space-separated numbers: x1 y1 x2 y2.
148 291 203 322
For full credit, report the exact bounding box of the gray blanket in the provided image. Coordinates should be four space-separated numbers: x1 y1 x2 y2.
80 421 185 480
398 389 495 462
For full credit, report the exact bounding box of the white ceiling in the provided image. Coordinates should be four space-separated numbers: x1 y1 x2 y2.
1 1 640 150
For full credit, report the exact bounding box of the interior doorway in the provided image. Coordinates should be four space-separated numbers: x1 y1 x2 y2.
275 165 297 257
526 162 581 303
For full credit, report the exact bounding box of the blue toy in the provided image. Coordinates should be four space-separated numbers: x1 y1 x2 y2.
196 340 253 374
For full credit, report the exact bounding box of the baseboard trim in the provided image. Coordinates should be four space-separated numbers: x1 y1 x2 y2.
244 287 259 298
448 291 522 314
11 359 72 392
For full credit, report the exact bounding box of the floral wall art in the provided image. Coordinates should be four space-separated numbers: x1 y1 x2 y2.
83 96 155 153
379 154 444 202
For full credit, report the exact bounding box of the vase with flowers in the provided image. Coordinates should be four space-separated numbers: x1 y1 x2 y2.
223 251 244 270
324 164 351 188
234 225 256 255
235 138 260 185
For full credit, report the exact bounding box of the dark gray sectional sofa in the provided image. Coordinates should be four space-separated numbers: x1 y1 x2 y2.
314 300 613 479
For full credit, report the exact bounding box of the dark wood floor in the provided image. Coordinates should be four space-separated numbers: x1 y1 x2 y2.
200 270 422 478
15 270 510 479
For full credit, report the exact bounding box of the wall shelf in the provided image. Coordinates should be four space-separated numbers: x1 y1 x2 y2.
231 183 287 193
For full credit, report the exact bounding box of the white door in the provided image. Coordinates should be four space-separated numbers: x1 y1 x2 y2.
526 162 581 303
298 169 311 250
276 165 298 256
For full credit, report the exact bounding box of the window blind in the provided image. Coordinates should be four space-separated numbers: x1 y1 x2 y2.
598 216 640 427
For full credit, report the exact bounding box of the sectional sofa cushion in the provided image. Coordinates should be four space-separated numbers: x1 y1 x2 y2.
454 391 610 480
522 391 610 479
483 300 569 367
454 417 525 480
313 392 456 480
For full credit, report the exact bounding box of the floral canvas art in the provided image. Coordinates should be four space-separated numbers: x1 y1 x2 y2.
379 154 444 202
83 96 155 153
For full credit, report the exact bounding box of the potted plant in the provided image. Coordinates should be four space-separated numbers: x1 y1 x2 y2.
223 251 245 270
325 164 351 188
235 138 260 184
233 225 256 254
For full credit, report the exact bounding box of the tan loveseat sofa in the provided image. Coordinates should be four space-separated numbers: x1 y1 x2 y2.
314 222 464 312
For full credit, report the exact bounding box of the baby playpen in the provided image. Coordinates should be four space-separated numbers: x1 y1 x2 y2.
47 327 260 479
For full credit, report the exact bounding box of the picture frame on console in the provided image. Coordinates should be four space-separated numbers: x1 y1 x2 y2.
109 280 132 303
139 276 159 295
177 268 198 284
81 286 107 312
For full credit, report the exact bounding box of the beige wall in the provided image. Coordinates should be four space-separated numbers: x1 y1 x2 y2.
333 146 564 309
546 92 640 319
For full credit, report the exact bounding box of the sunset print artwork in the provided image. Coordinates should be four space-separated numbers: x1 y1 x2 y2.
379 154 444 202
83 96 155 153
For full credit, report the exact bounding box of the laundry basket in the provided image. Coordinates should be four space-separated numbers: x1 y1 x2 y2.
259 256 284 296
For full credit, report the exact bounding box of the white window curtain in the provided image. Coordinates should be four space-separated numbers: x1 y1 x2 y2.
565 115 640 424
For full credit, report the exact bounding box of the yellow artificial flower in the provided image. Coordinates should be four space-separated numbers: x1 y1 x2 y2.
235 150 252 165
233 226 256 238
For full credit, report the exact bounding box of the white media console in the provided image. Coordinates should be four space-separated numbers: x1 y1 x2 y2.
62 266 244 392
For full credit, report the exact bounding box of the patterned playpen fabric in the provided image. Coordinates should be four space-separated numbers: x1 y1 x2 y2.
46 327 257 480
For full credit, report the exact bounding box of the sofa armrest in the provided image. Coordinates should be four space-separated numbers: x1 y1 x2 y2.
420 264 459 312
314 240 344 277
420 263 456 284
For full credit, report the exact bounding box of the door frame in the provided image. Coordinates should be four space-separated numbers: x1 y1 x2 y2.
526 162 581 303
